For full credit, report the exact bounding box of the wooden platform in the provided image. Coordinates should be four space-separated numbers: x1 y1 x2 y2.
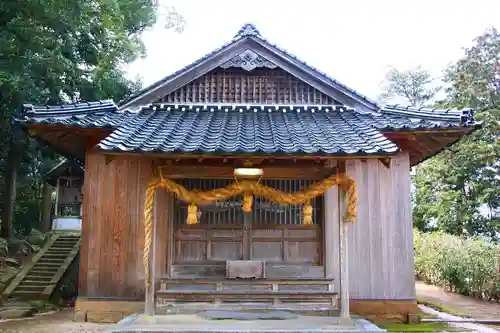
156 278 338 315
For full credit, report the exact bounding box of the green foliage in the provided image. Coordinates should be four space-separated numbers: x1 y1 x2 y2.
412 28 500 239
377 322 460 332
0 0 184 237
414 230 500 301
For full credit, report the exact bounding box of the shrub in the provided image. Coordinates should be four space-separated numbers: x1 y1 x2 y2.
414 229 499 301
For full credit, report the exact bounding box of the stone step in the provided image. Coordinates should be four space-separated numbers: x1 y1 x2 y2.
30 266 59 272
18 279 52 286
40 254 67 259
32 263 63 268
14 285 46 292
29 267 58 272
45 250 73 255
38 258 66 263
28 269 56 275
10 290 40 296
48 247 74 251
44 249 71 253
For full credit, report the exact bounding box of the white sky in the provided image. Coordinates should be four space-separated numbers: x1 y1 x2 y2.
126 0 500 102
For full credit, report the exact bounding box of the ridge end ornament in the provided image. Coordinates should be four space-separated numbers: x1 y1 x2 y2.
220 50 277 72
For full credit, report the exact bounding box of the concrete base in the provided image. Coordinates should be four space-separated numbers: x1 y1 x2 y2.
105 313 386 333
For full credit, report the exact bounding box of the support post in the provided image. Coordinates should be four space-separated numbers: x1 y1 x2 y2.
323 160 338 282
339 188 350 318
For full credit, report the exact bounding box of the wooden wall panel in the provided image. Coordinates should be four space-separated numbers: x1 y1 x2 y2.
80 152 169 298
345 153 415 299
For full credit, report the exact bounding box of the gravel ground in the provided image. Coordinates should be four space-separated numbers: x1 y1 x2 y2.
0 308 113 333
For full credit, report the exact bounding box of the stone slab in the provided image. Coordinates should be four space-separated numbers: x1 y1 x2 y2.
106 313 386 333
198 310 296 320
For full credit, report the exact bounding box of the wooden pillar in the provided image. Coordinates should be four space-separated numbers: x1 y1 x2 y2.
339 183 350 318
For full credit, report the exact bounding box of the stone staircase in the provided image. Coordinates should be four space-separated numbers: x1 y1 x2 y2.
3 233 80 300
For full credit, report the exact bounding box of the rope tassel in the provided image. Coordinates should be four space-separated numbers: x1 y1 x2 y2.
242 194 253 212
303 201 313 225
186 203 199 224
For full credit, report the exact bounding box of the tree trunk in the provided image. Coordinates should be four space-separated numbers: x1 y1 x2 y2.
40 181 53 232
1 137 23 239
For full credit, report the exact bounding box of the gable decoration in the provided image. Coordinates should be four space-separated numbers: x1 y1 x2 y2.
142 168 357 287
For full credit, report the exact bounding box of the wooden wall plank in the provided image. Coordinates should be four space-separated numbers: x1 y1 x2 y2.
346 154 414 299
80 152 168 299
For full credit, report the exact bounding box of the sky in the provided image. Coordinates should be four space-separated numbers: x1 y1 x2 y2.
126 0 500 102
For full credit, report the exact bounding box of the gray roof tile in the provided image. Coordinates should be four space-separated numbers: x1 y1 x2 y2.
97 104 399 155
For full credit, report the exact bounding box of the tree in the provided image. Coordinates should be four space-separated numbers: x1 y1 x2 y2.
412 28 500 240
0 1 184 237
380 66 441 107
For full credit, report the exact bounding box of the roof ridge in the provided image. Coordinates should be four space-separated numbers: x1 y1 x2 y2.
23 100 118 117
234 23 261 39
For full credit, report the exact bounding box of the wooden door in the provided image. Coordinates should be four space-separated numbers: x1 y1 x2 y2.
172 179 322 264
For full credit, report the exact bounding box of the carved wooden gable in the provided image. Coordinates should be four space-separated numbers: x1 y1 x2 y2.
155 50 340 105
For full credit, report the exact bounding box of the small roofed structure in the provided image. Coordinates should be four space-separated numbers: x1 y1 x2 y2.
16 24 480 325
45 160 84 231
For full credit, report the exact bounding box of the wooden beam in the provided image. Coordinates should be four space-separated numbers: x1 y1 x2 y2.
101 151 395 162
378 158 391 169
157 165 333 180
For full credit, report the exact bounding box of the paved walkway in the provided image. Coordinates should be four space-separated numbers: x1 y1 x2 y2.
416 281 500 320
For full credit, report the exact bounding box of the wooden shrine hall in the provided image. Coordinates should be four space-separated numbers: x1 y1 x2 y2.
17 24 479 323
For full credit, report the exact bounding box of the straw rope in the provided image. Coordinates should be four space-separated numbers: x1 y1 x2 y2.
143 172 357 287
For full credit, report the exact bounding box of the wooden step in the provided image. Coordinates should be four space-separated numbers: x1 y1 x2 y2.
155 302 340 315
159 278 335 292
157 290 338 297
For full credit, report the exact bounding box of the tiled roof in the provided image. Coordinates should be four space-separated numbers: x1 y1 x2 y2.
381 104 476 126
19 100 132 128
118 24 379 109
18 101 479 157
97 104 399 155
377 104 477 130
